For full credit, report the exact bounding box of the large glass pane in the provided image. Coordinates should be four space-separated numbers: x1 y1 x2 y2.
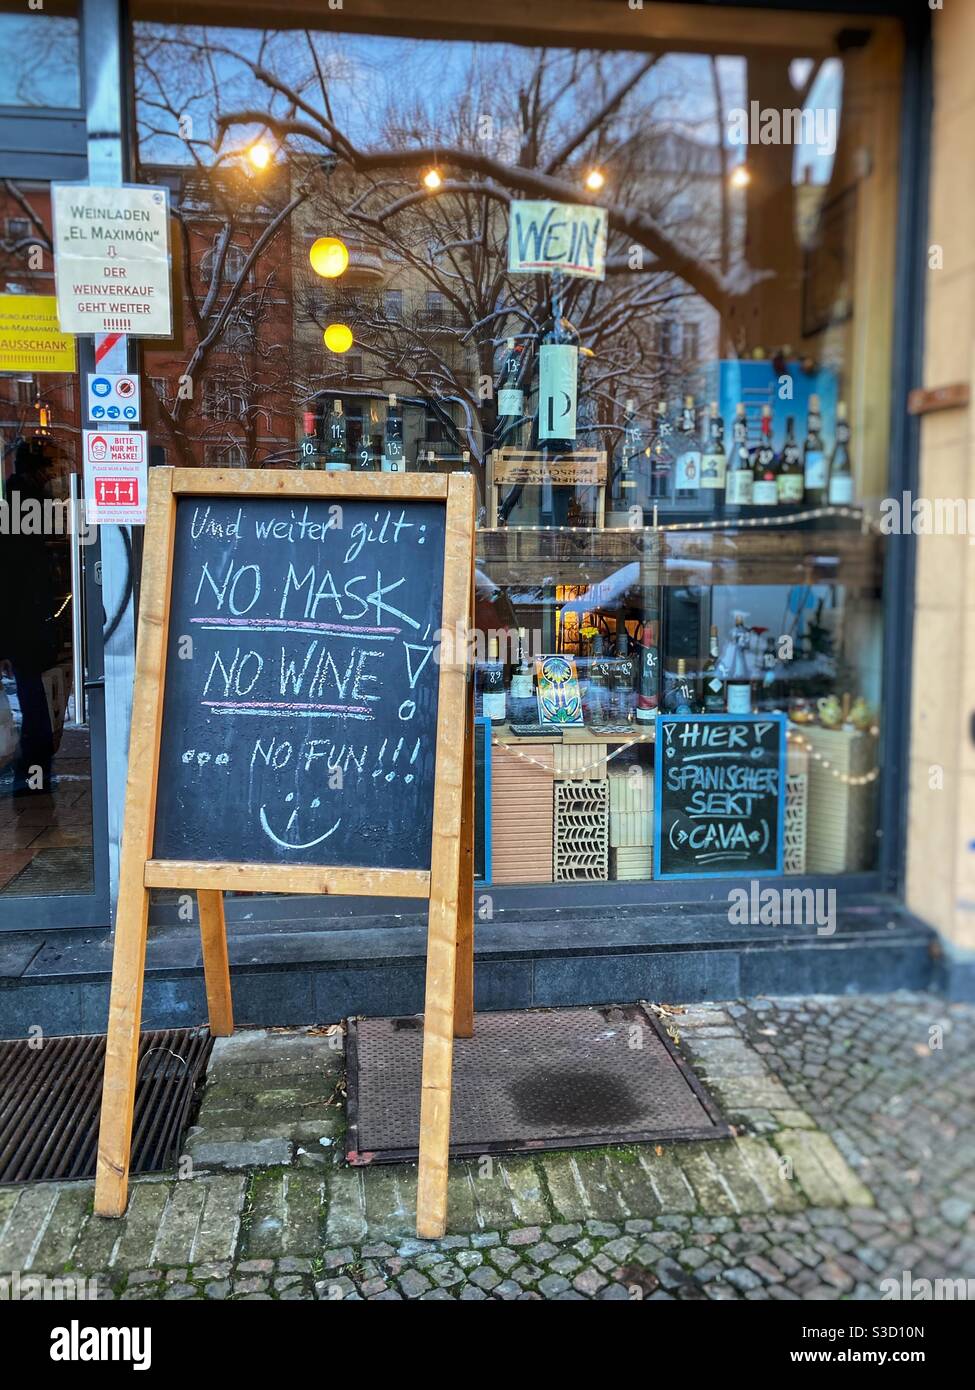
0 1 82 110
131 5 901 889
0 183 93 896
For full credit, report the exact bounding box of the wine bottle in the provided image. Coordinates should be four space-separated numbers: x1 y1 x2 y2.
703 624 726 712
700 402 726 506
382 395 406 473
664 657 695 714
586 634 609 731
674 395 701 502
497 338 525 418
751 404 779 506
510 627 534 719
326 400 349 471
611 627 635 727
299 409 319 470
481 635 506 725
538 293 578 443
776 415 804 504
803 393 827 506
724 402 753 508
636 620 659 723
725 616 753 714
827 400 854 505
649 401 673 501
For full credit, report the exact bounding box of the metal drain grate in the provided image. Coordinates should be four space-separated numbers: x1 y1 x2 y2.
346 1004 729 1164
0 1028 213 1183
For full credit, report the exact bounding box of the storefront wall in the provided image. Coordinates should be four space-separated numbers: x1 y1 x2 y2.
2 0 960 1019
906 0 975 1000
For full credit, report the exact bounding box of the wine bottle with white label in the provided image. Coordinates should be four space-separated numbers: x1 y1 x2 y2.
480 636 507 725
326 400 349 471
725 615 753 714
776 415 804 505
497 338 525 419
827 401 854 505
803 393 827 506
724 403 753 509
674 395 701 502
382 396 406 473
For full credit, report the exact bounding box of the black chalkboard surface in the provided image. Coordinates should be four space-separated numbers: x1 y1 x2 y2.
153 495 446 870
653 714 785 879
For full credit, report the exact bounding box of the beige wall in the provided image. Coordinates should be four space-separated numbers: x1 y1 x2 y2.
906 2 975 954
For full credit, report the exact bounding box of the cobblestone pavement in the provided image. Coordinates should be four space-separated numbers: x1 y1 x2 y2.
1 993 972 1301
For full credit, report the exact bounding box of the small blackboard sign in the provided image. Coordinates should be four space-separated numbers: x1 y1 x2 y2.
653 713 786 879
153 494 446 871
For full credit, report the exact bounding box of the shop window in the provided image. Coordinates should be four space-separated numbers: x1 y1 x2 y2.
133 2 902 892
0 5 81 109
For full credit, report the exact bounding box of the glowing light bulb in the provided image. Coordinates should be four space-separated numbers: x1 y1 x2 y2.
247 141 272 171
323 322 353 353
730 164 751 190
309 236 349 279
423 168 442 190
585 168 606 192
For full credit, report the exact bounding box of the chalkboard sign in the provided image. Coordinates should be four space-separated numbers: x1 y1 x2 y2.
96 469 475 1242
153 494 446 871
653 713 785 879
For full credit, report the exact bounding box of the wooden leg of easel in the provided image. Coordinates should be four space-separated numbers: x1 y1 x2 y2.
453 688 475 1039
94 884 150 1217
417 886 460 1238
198 890 233 1037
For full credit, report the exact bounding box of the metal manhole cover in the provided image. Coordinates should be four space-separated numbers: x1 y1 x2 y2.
346 1004 729 1163
0 1027 213 1183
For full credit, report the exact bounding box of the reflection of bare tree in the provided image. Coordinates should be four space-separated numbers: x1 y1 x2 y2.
132 27 818 481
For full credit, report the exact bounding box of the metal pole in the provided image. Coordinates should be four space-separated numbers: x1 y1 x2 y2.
81 0 137 914
68 473 86 727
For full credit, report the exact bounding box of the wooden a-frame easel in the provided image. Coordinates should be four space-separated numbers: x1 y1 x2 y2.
94 467 475 1239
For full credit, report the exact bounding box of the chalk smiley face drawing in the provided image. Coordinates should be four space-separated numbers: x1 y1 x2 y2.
258 790 341 850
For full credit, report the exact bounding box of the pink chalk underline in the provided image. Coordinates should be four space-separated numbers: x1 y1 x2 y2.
190 617 399 635
202 700 371 713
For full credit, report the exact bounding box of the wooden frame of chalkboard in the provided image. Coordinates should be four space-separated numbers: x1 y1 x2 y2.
93 467 476 1241
653 713 787 881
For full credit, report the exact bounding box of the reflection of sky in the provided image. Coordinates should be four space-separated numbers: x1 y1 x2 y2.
135 26 842 187
0 16 81 108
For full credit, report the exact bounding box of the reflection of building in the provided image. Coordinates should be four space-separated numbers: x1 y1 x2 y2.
141 166 296 469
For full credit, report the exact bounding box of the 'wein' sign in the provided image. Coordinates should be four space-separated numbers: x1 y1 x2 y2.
507 200 608 280
653 714 786 879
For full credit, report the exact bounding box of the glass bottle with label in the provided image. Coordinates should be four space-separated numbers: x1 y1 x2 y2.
703 624 726 712
636 620 659 723
776 415 804 505
649 401 674 502
299 409 319 470
480 635 507 725
510 627 534 720
751 404 779 506
611 627 635 728
674 395 701 503
724 403 753 509
665 658 696 714
326 400 349 471
803 393 827 507
586 634 610 732
827 401 854 505
382 396 406 473
497 338 525 420
700 401 726 512
725 616 753 714
609 397 647 526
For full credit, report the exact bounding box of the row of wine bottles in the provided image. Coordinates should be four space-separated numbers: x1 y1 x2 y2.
478 614 772 728
610 394 853 515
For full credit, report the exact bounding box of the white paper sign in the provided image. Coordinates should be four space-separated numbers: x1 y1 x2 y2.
83 429 148 524
87 372 141 423
508 200 608 280
52 184 172 337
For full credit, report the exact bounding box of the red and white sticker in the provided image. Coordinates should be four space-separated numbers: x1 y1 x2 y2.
83 429 148 525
